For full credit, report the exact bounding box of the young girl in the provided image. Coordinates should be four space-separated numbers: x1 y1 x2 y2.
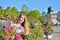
10 14 29 36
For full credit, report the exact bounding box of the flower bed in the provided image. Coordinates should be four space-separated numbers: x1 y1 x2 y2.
0 25 22 40
41 19 53 39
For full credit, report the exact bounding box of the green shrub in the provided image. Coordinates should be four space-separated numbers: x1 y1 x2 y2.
23 23 44 40
41 19 53 35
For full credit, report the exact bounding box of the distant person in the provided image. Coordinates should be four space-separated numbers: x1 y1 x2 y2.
10 14 29 36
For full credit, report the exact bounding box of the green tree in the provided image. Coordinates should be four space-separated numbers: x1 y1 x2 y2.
42 12 48 17
21 4 29 11
28 10 41 20
20 4 29 16
0 7 4 18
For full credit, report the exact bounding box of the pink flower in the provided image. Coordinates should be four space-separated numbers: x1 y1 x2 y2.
3 25 22 40
4 34 9 40
1 17 6 20
3 28 6 32
12 33 15 36
9 25 13 29
15 33 22 40
3 24 8 31
7 25 13 32
4 25 7 27
7 27 11 32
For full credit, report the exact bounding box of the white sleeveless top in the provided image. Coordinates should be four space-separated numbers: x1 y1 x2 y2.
13 23 25 35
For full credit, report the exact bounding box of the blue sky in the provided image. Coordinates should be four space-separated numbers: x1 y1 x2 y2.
0 0 60 13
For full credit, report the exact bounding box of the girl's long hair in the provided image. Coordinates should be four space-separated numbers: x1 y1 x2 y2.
18 14 29 35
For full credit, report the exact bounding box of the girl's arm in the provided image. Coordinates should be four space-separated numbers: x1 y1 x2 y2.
24 16 30 36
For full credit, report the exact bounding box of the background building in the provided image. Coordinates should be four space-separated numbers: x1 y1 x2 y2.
46 11 60 25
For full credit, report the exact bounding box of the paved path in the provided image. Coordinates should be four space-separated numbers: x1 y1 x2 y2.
52 26 60 40
44 26 60 40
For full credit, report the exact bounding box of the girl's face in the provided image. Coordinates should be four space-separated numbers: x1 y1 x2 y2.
19 15 25 24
